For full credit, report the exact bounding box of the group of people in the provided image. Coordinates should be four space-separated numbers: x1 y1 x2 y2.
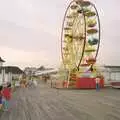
0 82 12 111
20 79 38 88
27 80 38 88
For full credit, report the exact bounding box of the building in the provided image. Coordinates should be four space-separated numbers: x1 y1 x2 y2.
34 65 120 86
35 68 58 76
35 68 58 82
24 67 37 76
0 66 24 84
0 57 5 67
95 65 120 86
104 65 120 80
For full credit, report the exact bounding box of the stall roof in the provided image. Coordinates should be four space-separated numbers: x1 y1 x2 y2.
104 65 120 68
0 57 5 62
35 68 58 76
103 65 120 72
0 66 24 74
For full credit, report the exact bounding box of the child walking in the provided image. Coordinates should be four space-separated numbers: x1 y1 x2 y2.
2 83 12 111
0 85 3 110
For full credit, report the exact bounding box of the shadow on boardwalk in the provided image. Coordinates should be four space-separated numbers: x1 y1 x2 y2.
1 83 120 120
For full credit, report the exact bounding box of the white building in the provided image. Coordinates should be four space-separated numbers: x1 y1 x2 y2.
93 65 120 85
103 65 120 81
0 66 24 85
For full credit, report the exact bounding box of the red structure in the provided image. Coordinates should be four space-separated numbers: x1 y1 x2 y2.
111 81 120 88
76 77 104 89
62 77 104 89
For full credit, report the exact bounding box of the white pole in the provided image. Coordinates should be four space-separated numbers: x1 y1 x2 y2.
0 63 1 84
2 68 4 83
8 72 12 82
2 68 5 83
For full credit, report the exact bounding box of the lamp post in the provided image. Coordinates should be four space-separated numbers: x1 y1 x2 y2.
0 57 5 84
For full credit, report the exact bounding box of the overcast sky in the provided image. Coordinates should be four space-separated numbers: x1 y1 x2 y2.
0 0 120 69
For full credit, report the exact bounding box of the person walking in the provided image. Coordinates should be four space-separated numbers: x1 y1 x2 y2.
95 76 100 91
2 83 12 111
28 80 33 88
0 85 3 110
33 80 37 87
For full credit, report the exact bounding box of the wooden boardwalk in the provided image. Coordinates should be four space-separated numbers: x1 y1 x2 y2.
1 83 120 120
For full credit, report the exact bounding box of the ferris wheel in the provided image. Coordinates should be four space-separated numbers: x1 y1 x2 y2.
61 0 100 75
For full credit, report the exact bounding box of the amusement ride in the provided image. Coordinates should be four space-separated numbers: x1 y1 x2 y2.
60 0 104 88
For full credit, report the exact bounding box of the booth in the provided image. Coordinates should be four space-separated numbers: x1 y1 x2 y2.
76 77 104 89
